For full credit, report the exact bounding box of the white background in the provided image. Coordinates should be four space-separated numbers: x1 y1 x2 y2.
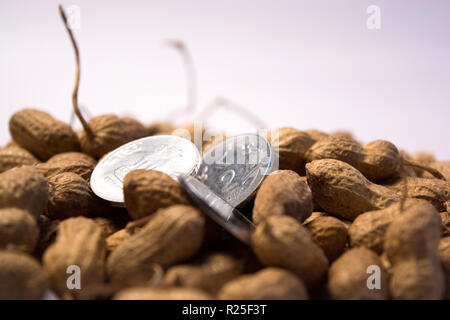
1 0 449 159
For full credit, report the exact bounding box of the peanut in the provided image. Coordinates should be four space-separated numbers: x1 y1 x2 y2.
9 109 79 160
107 205 205 285
147 122 176 136
441 212 450 237
348 199 426 253
114 287 212 300
0 145 39 173
0 251 48 299
328 247 389 300
123 169 190 220
43 217 107 297
268 127 315 174
252 170 313 224
0 208 39 253
305 216 348 261
305 136 403 181
164 252 243 295
45 172 99 219
306 159 400 220
0 166 48 219
384 200 444 299
36 152 96 182
251 215 328 288
218 267 308 300
384 177 450 212
438 237 450 299
78 115 148 159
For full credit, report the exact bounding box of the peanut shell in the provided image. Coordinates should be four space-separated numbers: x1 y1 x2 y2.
36 152 96 182
0 146 39 173
251 215 328 288
9 109 79 160
45 172 98 219
123 169 190 220
107 205 205 285
253 170 313 224
43 217 107 297
305 216 347 261
218 267 308 300
114 287 212 300
164 252 244 295
306 159 400 220
328 247 389 300
78 114 148 159
0 251 48 299
0 207 39 253
269 127 315 174
0 166 48 219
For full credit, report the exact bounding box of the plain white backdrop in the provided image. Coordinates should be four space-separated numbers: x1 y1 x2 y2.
1 0 449 159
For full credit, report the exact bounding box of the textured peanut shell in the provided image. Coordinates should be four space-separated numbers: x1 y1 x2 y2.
304 129 329 142
78 115 148 159
251 215 328 288
218 267 308 300
348 199 426 254
114 287 212 300
147 122 175 136
0 208 39 253
9 109 79 160
438 237 450 299
423 161 450 181
0 166 48 219
253 170 313 224
384 177 450 212
107 205 205 285
123 169 190 220
328 247 389 300
389 259 444 300
269 127 315 174
441 212 450 237
106 228 134 253
36 152 96 182
410 152 436 177
305 136 399 181
305 159 400 220
43 217 107 296
385 202 444 299
306 216 347 261
94 217 126 238
164 252 244 295
0 251 48 299
46 172 98 219
0 146 39 173
385 201 441 263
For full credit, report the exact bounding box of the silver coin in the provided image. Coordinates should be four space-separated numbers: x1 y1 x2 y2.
179 174 255 245
90 135 201 205
198 133 273 207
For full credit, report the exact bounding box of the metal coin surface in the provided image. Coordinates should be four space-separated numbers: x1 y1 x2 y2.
179 174 255 245
199 133 273 207
90 135 201 205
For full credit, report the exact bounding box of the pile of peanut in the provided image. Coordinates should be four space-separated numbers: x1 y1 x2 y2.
0 115 449 300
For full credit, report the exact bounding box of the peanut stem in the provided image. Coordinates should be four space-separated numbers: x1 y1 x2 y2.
402 158 446 181
59 4 94 138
